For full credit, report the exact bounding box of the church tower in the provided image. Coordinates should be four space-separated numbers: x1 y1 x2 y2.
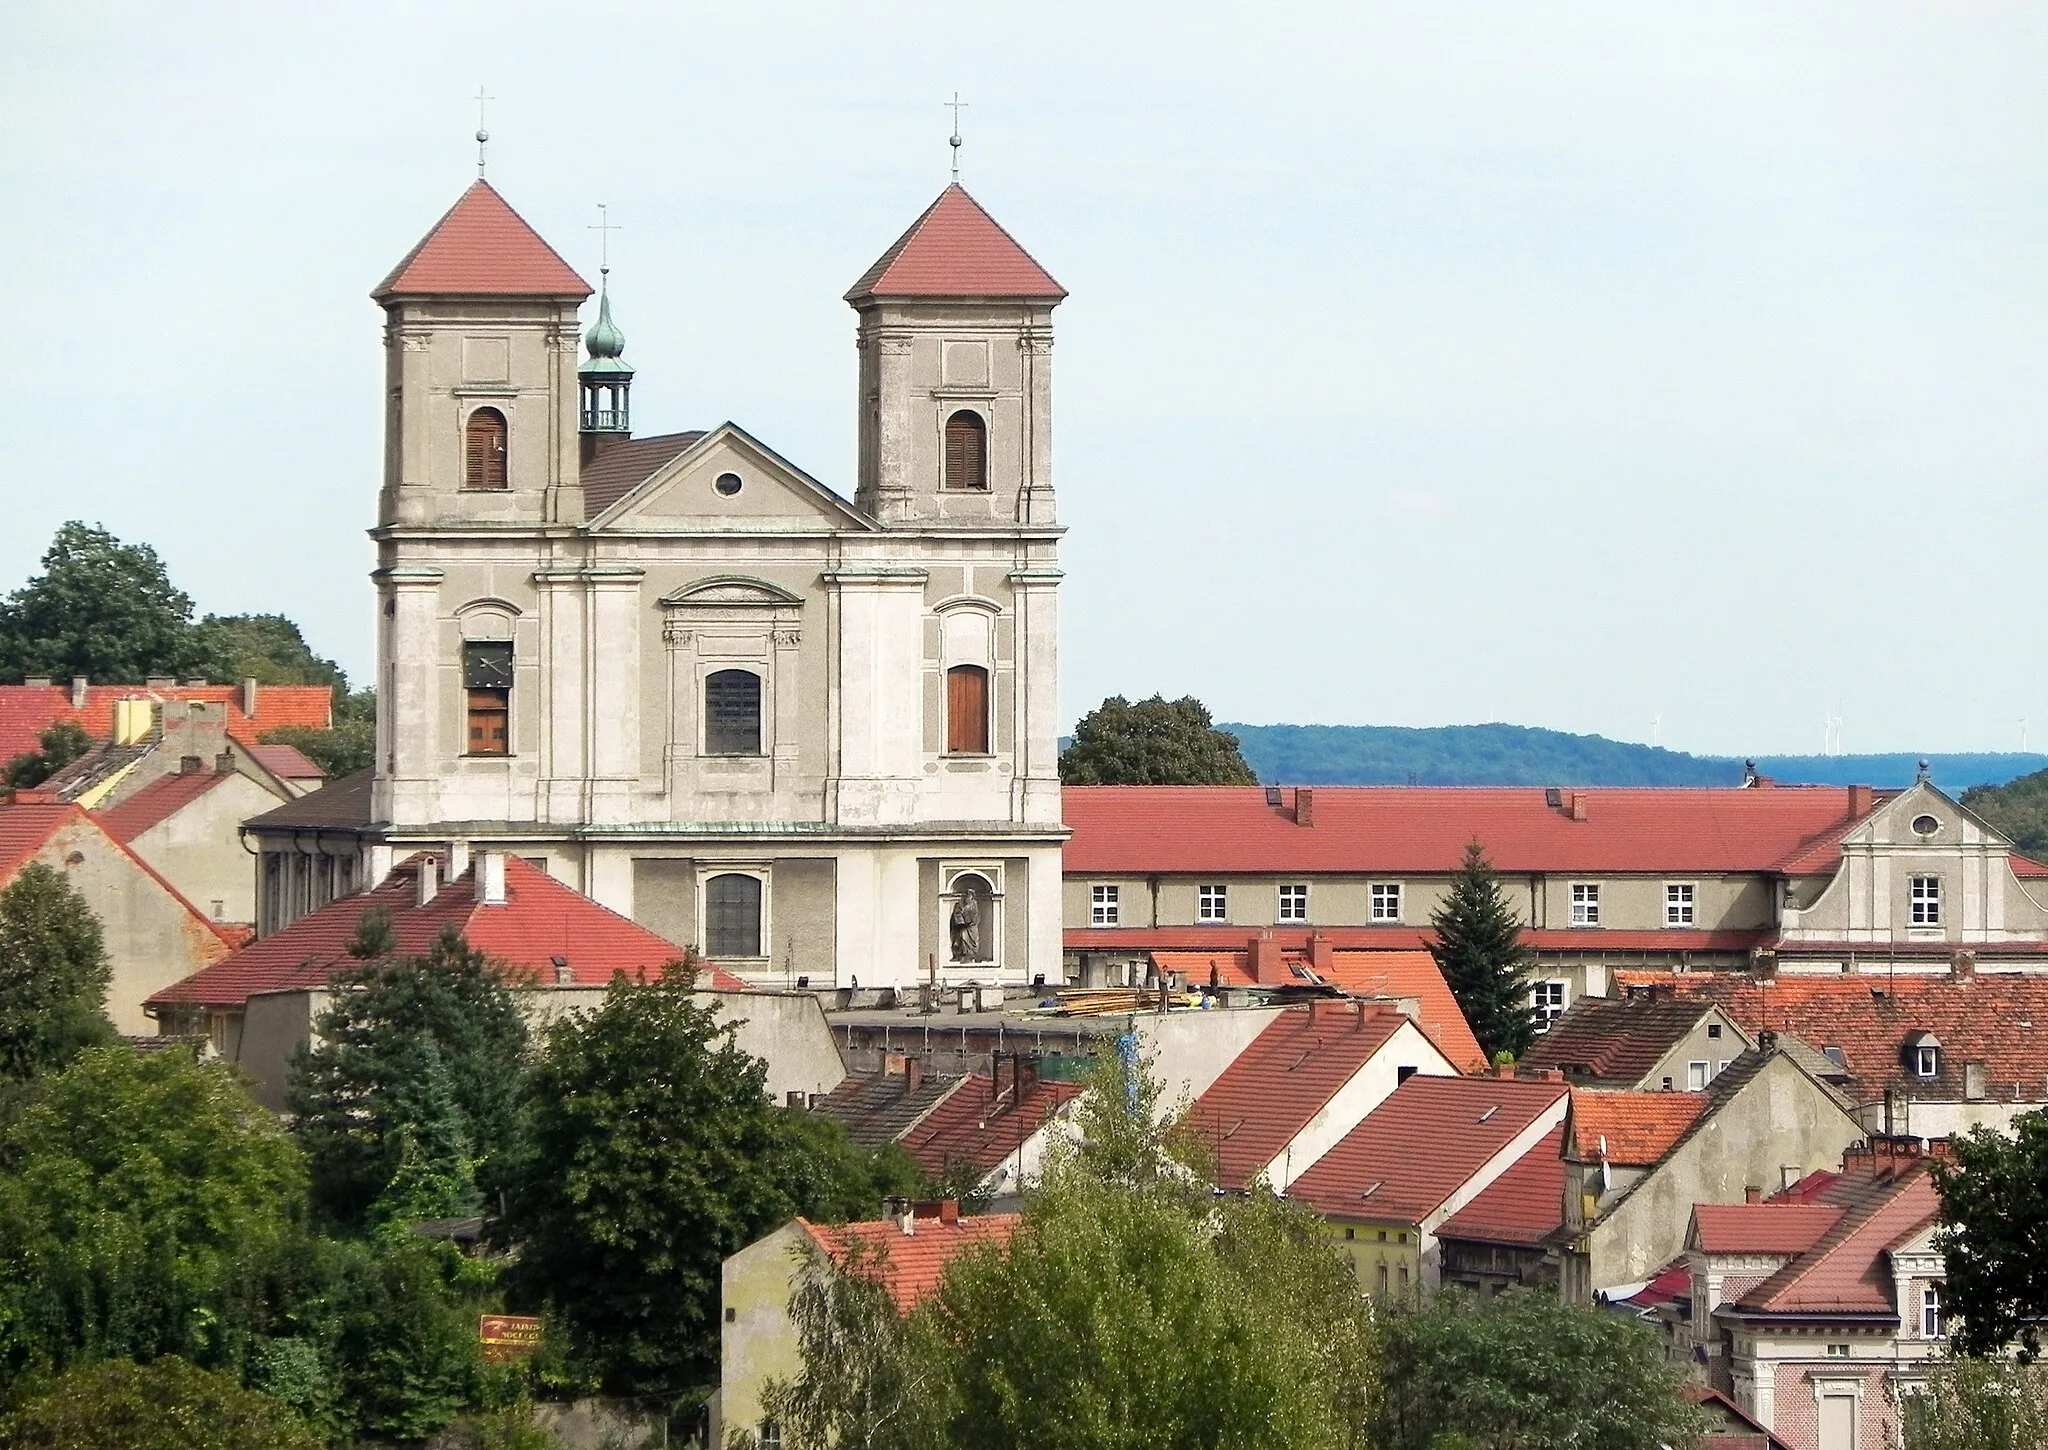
846 184 1065 526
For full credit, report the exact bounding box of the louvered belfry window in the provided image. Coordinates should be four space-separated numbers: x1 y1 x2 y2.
464 407 509 489
943 410 988 491
946 665 990 755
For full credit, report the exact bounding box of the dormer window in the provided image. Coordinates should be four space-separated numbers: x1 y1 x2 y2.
943 410 988 491
1907 1031 1942 1079
464 407 508 489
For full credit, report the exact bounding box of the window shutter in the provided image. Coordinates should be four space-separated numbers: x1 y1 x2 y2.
946 665 989 754
943 411 987 491
465 408 508 489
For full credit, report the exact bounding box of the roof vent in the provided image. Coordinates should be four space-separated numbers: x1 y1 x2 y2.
1477 1104 1499 1123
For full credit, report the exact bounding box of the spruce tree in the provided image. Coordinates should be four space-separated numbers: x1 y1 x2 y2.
1428 841 1536 1062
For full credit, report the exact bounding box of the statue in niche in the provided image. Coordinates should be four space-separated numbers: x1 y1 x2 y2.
950 876 991 962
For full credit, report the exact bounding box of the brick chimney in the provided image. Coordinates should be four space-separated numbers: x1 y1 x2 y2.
1309 933 1334 975
1951 950 1977 981
1295 788 1315 827
1744 1185 1762 1204
1848 783 1874 819
906 1057 924 1094
1249 930 1284 985
1569 791 1589 823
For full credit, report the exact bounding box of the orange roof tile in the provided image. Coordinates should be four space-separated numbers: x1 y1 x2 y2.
0 683 332 764
1184 1003 1415 1191
374 181 591 300
1731 1160 1940 1316
1286 1075 1568 1225
96 769 233 843
846 185 1064 302
898 1073 1082 1182
247 743 323 780
148 854 746 1010
801 1212 1020 1313
1520 997 1733 1084
1566 1089 1709 1166
1437 1123 1569 1247
1691 1203 1845 1255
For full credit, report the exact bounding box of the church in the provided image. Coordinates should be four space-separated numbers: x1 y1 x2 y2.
342 175 1068 990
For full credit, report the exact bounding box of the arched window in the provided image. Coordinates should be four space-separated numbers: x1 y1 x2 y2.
943 410 988 491
946 664 989 755
464 407 508 489
704 669 762 755
705 873 763 957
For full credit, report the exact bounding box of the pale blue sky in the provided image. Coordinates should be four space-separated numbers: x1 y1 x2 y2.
2 2 2043 754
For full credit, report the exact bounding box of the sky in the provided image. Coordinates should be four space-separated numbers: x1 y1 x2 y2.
2 2 2044 756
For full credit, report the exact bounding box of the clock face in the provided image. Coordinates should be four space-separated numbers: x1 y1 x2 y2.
465 643 513 690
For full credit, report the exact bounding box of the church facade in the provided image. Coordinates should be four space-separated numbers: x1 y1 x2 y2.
360 179 1067 989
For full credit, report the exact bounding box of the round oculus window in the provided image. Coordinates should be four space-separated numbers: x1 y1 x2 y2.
1911 813 1940 837
713 472 743 496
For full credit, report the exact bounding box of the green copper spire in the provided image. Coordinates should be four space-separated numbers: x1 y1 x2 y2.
579 279 634 379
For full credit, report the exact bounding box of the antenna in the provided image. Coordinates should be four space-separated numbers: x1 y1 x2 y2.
946 92 969 182
473 85 496 177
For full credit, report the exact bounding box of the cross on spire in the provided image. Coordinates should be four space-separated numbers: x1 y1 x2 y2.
946 92 969 182
473 85 495 176
588 202 621 279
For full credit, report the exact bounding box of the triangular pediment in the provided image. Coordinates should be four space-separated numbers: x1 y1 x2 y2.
587 423 875 534
1839 780 2011 851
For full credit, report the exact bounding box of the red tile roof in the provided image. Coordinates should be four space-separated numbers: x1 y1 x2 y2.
1613 970 2048 1105
845 185 1065 302
1566 1089 1710 1166
1691 1203 1845 1255
1184 1003 1415 1191
1286 1075 1568 1225
1520 997 1735 1083
1153 947 1487 1072
0 684 332 764
247 744 323 780
800 1212 1020 1313
96 769 233 843
147 854 746 1010
897 1073 1083 1182
0 797 239 949
581 430 706 514
1730 1160 1940 1316
373 181 591 300
1062 785 1886 877
1437 1123 1569 1247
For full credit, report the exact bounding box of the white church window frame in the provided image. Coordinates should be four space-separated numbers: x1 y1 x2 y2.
697 864 772 963
934 598 1000 759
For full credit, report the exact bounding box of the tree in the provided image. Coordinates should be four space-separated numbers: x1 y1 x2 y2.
1428 842 1536 1062
1059 695 1259 785
4 720 92 789
505 963 857 1401
1902 1356 2048 1450
287 926 530 1229
263 686 376 780
1934 1112 2048 1359
1373 1287 1703 1450
1964 768 2048 863
184 613 346 690
760 1053 1381 1450
0 1356 322 1450
0 522 200 684
0 1045 305 1379
0 863 116 1080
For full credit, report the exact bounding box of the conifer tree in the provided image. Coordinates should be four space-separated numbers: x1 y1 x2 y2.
0 862 116 1080
1428 841 1536 1062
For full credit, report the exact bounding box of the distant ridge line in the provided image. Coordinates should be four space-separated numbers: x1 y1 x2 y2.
1218 722 2048 791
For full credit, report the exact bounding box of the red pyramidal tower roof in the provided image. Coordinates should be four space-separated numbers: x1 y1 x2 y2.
374 180 591 301
846 184 1065 302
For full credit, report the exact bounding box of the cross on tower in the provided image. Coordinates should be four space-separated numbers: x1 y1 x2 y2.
588 203 622 278
473 86 495 176
946 92 969 182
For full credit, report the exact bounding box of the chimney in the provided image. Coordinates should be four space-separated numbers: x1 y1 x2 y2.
1848 783 1873 819
1309 933 1334 974
899 1204 916 1236
214 752 234 774
448 839 472 880
1569 791 1589 823
70 676 87 709
480 852 507 906
1758 1029 1778 1053
938 1198 959 1224
1295 788 1315 827
1744 1185 1762 1204
1951 950 1977 981
1249 930 1284 985
1016 1054 1039 1102
23 676 50 689
416 856 440 906
147 676 174 689
239 677 258 718
906 1057 924 1094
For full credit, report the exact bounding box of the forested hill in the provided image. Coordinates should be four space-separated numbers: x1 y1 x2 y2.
1221 722 2048 792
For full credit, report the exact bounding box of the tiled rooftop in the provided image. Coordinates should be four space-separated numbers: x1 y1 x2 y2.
845 185 1065 302
801 1211 1020 1313
1520 997 1734 1084
374 181 591 299
1731 1159 1940 1316
1436 1123 1569 1247
1566 1088 1710 1167
812 1069 967 1151
896 1072 1082 1182
0 683 332 764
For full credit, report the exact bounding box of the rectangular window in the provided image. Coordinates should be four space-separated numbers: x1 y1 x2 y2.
1570 882 1601 926
945 665 990 755
704 873 765 958
1923 1284 1944 1339
1910 875 1942 926
1915 1045 1939 1078
1665 882 1695 926
1197 884 1228 922
704 669 763 755
1531 980 1568 1030
1370 882 1402 922
1687 1060 1709 1091
1278 883 1308 921
1091 884 1120 927
462 641 513 756
759 1420 783 1450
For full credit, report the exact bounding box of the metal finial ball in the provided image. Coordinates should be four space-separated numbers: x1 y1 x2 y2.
476 129 490 144
950 134 961 148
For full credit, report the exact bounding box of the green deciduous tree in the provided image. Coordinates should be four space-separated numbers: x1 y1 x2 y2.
1964 768 2048 863
1373 1287 1702 1450
0 523 201 684
0 863 116 1081
0 1355 322 1450
4 720 92 789
505 964 869 1402
287 926 530 1229
1902 1356 2048 1450
1428 841 1536 1062
184 613 346 690
1059 695 1259 785
262 687 377 780
1934 1112 2048 1359
0 1046 305 1379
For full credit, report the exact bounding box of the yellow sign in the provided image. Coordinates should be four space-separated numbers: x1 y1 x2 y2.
478 1314 543 1364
